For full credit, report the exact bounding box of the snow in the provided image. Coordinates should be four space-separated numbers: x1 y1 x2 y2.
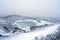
4 24 60 40
37 20 53 26
0 18 60 40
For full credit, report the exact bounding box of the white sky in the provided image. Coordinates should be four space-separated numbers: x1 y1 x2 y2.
0 0 60 17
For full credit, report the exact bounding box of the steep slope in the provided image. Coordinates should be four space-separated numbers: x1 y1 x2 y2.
4 24 60 40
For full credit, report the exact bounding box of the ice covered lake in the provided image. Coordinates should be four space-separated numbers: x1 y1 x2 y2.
14 20 39 32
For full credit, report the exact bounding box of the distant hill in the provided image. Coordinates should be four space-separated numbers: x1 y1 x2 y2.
0 15 60 23
2 15 31 22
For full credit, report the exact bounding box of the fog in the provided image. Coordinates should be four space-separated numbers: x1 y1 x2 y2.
0 0 60 17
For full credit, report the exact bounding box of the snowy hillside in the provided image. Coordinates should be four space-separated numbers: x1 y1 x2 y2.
3 24 60 40
0 15 60 40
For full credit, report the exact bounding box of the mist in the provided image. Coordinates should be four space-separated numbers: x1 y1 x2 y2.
0 0 60 17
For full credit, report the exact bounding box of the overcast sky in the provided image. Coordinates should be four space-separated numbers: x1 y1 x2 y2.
0 0 60 17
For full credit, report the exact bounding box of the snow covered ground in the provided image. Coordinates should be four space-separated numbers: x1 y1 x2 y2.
0 15 60 40
3 24 60 40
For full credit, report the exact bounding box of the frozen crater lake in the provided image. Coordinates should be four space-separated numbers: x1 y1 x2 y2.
0 17 60 40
